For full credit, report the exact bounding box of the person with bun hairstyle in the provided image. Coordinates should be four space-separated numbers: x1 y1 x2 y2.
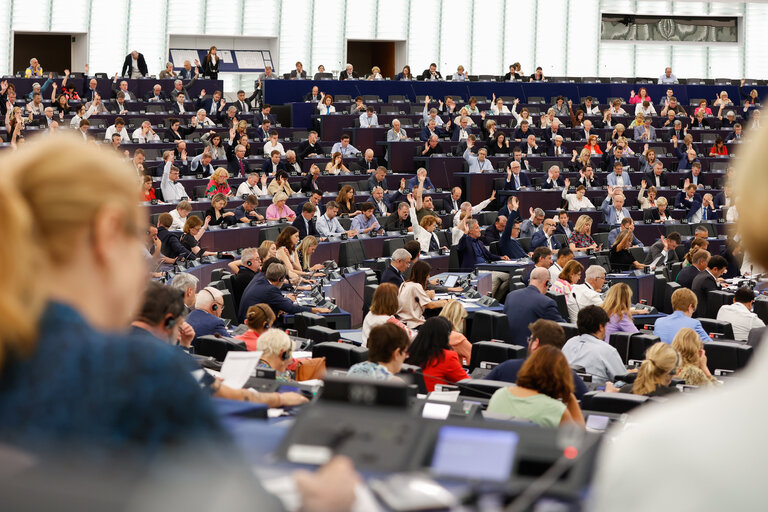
235 303 276 351
621 342 680 397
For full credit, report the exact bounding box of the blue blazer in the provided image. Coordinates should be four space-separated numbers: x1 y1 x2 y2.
504 172 532 190
503 286 565 345
238 274 311 322
498 218 528 259
186 309 229 339
292 215 319 239
407 176 435 190
601 197 632 225
675 191 702 210
530 231 562 250
253 112 277 126
457 234 501 271
606 172 632 187
420 126 440 141
685 202 718 222
450 125 474 141
540 177 566 189
196 96 221 114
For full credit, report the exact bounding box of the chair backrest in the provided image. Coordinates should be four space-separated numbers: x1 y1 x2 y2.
663 281 681 314
306 325 341 343
557 322 579 341
312 341 369 369
468 341 526 372
293 312 327 338
518 237 532 252
546 292 569 320
627 333 661 363
363 284 378 317
257 225 282 244
382 238 405 256
338 240 367 268
698 318 734 339
193 335 246 361
706 290 734 318
652 274 667 312
608 331 632 364
475 211 498 226
469 310 512 343
580 391 651 414
704 341 753 373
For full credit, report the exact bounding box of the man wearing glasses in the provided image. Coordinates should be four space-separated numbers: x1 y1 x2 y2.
568 265 606 323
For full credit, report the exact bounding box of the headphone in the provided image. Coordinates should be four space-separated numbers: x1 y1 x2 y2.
164 315 178 330
279 349 291 362
255 304 272 330
202 287 219 312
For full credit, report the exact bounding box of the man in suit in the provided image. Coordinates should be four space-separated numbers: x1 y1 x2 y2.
293 190 324 220
380 249 411 286
607 218 644 247
156 213 193 260
562 306 625 386
359 149 379 172
643 161 668 188
643 232 681 266
483 215 506 245
663 119 686 142
170 92 189 114
303 85 321 102
633 117 657 141
675 184 702 210
296 130 323 163
547 134 567 156
178 59 200 80
284 150 302 175
606 162 632 187
145 84 167 103
541 165 565 190
339 64 359 80
238 263 328 322
503 267 565 345
82 78 99 102
555 210 575 238
520 134 542 156
601 189 631 225
542 119 563 146
681 163 705 188
111 79 136 101
499 218 528 259
367 186 399 217
725 123 743 143
292 202 320 239
253 104 277 126
367 166 392 192
530 218 561 251
686 194 718 223
231 90 257 114
714 184 732 210
457 220 511 300
601 144 628 172
260 150 286 177
300 164 322 193
225 143 249 177
197 90 226 120
520 208 546 239
290 61 307 79
504 161 531 190
577 166 601 189
186 287 229 340
692 255 728 317
570 119 595 141
677 250 710 289
450 116 473 142
121 51 148 78
498 196 523 224
420 63 442 81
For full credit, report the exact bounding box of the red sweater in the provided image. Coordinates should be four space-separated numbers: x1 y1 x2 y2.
422 349 471 392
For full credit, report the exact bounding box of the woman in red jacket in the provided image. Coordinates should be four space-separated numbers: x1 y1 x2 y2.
709 136 728 156
405 316 470 392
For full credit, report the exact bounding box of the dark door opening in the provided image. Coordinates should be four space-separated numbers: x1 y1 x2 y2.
14 33 72 76
346 40 395 79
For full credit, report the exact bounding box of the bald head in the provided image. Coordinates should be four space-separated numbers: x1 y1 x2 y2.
529 267 550 293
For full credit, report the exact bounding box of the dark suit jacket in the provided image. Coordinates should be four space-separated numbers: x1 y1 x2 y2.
681 171 704 188
297 140 324 162
643 172 669 188
238 274 311 322
303 93 321 102
290 70 307 79
503 286 565 345
497 205 523 224
178 67 200 80
685 202 718 222
164 125 195 142
359 157 379 172
482 226 503 245
530 231 562 251
367 195 393 216
419 70 443 80
643 208 662 223
577 175 602 188
145 91 168 102
197 96 223 116
540 177 565 190
292 215 319 239
186 309 228 339
714 192 729 209
504 172 532 190
676 265 702 289
692 270 718 317
675 191 702 210
514 127 536 140
420 126 441 141
601 153 628 172
519 142 543 155
261 159 287 176
555 222 575 237
570 129 595 141
644 240 679 266
232 266 257 307
380 265 405 287
157 226 193 259
457 234 501 272
546 144 568 157
121 53 148 77
300 175 321 193
339 71 359 80
170 102 190 115
253 112 277 126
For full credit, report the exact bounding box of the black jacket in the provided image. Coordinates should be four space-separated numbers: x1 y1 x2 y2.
121 53 148 77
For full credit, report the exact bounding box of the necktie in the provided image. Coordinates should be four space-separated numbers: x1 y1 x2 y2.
239 159 244 176
429 235 439 252
326 106 330 114
515 175 520 189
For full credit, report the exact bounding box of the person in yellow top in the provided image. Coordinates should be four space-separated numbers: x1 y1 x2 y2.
25 58 43 78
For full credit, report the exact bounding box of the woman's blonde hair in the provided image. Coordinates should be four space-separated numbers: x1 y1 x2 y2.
612 229 633 249
615 123 625 132
236 119 248 132
656 196 668 207
211 192 227 206
602 282 633 319
257 240 275 261
672 328 703 367
0 135 142 369
212 167 229 181
439 300 468 333
579 148 591 161
574 214 593 234
258 328 294 358
272 192 288 203
633 343 679 395
297 235 318 270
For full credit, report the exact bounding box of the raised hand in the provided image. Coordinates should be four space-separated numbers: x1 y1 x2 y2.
607 185 614 195
424 95 430 104
529 206 535 217
490 189 496 201
641 179 647 189
64 69 70 76
564 178 570 188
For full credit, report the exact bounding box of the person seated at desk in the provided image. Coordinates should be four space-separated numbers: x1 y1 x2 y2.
568 265 606 322
562 306 625 386
316 201 357 238
351 202 381 235
293 202 320 239
267 171 296 197
397 261 449 329
615 343 680 397
540 165 565 190
266 192 297 222
180 216 217 257
691 255 728 317
554 211 575 239
439 301 473 367
157 213 194 260
653 288 710 344
520 133 543 155
602 282 642 343
487 346 585 427
639 181 663 210
483 215 506 245
205 168 233 199
233 195 265 223
160 157 188 203
336 185 361 217
672 328 720 387
296 236 324 274
237 172 269 198
498 195 523 224
381 201 413 232
362 283 414 346
358 149 379 173
485 319 589 399
504 160 531 190
568 215 599 253
359 106 378 127
330 134 359 158
675 184 702 210
421 134 445 157
366 166 390 193
380 249 412 287
325 152 350 175
204 193 237 227
235 303 276 351
186 287 228 339
549 259 583 299
349 323 410 381
607 217 644 248
463 137 494 173
408 196 445 253
677 247 709 287
686 193 718 223
141 175 158 203
504 267 565 345
261 149 287 177
681 163 705 189
256 329 298 381
549 246 575 283
716 286 766 341
405 317 470 392
276 226 318 283
531 218 561 251
601 188 631 225
457 218 511 296
562 181 596 211
408 168 435 191
262 130 285 157
642 196 671 223
609 230 646 272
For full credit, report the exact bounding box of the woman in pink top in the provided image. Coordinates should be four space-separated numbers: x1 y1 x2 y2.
694 99 712 116
235 303 276 351
265 192 297 221
629 87 651 105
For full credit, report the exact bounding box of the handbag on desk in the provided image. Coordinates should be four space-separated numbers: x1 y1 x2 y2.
295 357 326 381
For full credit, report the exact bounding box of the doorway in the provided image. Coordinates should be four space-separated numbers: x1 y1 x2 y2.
14 33 72 75
346 40 396 79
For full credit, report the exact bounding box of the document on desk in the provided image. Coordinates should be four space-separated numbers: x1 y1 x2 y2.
220 351 262 389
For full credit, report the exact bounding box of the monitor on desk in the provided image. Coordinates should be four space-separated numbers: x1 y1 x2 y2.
442 275 459 288
430 426 519 483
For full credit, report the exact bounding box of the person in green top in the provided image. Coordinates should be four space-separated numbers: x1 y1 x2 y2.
487 345 585 428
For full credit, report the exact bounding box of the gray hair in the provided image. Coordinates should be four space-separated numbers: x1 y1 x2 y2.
466 219 479 230
195 286 222 309
170 273 199 293
391 248 411 262
258 328 294 357
549 165 561 173
166 61 173 68
286 149 296 158
372 186 383 193
460 201 472 211
241 247 258 265
585 265 606 280
266 263 287 282
196 108 206 116
174 79 182 86
533 207 545 217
